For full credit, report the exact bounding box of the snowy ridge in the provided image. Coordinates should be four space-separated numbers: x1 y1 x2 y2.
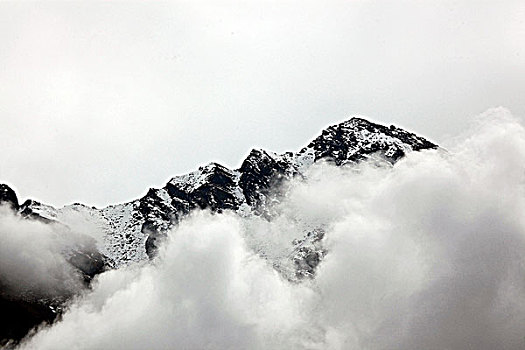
19 117 437 267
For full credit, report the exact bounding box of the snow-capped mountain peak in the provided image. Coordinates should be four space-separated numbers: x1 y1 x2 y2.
13 117 437 266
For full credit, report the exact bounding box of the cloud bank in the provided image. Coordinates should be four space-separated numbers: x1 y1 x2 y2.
17 108 525 349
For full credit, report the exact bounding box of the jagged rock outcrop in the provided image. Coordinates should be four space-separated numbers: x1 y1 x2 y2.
292 229 326 279
238 149 296 212
0 184 19 211
299 117 436 164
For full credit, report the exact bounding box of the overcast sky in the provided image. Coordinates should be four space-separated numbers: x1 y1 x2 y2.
0 0 524 207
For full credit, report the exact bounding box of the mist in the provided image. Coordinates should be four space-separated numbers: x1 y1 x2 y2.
0 208 85 299
17 108 525 349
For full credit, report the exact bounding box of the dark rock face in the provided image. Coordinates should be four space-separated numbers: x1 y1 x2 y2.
0 293 58 348
238 149 295 212
140 163 245 256
68 247 107 284
188 163 241 211
19 200 54 224
299 117 437 164
0 184 19 211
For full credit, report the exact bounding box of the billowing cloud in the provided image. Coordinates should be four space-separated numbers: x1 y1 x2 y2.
18 108 525 349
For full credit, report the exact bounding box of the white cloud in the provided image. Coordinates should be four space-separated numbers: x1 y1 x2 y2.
18 108 525 349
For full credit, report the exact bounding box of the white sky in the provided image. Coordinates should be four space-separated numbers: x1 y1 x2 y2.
0 0 524 207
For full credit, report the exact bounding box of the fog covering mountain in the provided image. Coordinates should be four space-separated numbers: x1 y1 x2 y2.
3 110 525 349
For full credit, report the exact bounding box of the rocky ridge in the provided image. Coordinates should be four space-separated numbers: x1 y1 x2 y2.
15 117 436 270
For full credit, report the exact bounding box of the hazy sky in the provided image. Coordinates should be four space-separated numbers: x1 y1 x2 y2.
1 0 524 207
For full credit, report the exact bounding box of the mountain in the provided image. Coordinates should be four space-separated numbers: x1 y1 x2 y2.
17 117 437 266
0 117 436 345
